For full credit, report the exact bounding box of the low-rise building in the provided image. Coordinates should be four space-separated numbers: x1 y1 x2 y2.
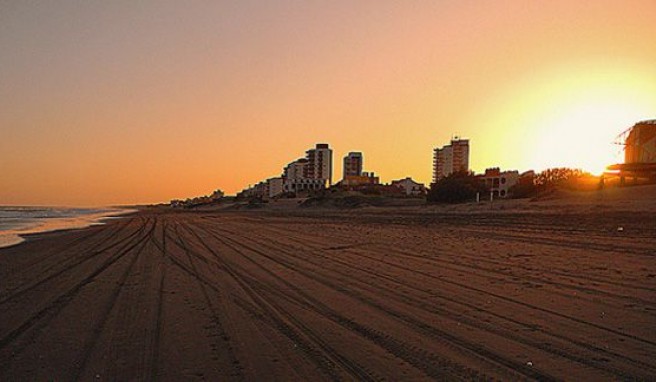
267 177 284 199
341 171 380 187
391 177 426 196
477 168 519 198
283 178 326 194
210 189 224 200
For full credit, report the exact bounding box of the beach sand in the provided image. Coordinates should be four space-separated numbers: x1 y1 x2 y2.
1 187 655 380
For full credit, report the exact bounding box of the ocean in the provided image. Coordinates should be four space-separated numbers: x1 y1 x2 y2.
0 206 134 248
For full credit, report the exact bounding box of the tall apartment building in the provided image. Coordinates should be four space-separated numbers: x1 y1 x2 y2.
240 142 334 198
282 158 325 193
343 152 363 178
433 138 470 183
305 143 333 185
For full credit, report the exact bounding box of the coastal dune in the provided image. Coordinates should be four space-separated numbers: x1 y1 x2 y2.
0 203 655 380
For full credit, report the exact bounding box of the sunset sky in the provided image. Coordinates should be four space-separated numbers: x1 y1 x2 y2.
1 1 655 206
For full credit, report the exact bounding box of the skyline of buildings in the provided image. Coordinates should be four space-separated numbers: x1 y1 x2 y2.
238 143 334 199
234 119 656 202
169 118 656 207
175 118 656 206
235 136 524 200
237 137 473 200
237 142 428 199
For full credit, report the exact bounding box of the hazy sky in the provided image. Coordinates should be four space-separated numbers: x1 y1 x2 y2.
2 1 655 206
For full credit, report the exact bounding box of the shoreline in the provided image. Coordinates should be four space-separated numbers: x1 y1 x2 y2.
0 208 139 249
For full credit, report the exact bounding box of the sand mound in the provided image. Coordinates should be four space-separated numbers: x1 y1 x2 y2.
301 195 386 209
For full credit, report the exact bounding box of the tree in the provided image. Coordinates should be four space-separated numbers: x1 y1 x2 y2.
509 174 537 199
534 168 589 192
427 171 487 204
210 189 224 200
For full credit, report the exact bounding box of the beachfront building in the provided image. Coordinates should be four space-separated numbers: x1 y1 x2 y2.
238 142 334 198
210 189 224 200
283 158 308 180
477 168 519 198
267 177 284 199
343 152 363 178
283 178 326 193
306 143 333 186
433 138 470 183
282 158 325 194
606 119 656 185
252 181 267 198
339 151 382 188
342 172 380 187
281 143 333 194
391 177 426 196
625 120 656 164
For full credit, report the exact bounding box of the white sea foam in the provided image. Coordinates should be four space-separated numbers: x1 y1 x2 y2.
0 207 135 249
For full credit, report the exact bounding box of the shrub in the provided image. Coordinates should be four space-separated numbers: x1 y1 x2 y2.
427 171 487 204
510 175 537 199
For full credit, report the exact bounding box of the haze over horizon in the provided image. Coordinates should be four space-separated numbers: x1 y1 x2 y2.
2 1 655 206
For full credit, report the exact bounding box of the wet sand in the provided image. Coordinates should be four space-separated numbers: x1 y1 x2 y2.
1 204 655 380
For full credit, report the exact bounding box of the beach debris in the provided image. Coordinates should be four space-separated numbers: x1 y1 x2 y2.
526 361 533 367
617 226 624 232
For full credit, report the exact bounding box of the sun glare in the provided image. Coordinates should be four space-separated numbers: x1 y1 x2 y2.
529 98 643 175
528 65 656 175
471 63 656 176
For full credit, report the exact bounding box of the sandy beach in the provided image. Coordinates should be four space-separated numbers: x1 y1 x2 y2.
1 189 655 381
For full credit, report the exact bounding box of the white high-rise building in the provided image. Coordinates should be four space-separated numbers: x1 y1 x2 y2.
281 153 327 194
305 143 333 186
433 138 470 183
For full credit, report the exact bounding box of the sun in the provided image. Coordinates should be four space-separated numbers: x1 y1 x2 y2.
526 65 656 175
529 98 643 175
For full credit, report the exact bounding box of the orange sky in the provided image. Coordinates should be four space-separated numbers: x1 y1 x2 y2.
1 1 655 206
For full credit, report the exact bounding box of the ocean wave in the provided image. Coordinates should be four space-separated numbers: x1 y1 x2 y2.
0 207 135 249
